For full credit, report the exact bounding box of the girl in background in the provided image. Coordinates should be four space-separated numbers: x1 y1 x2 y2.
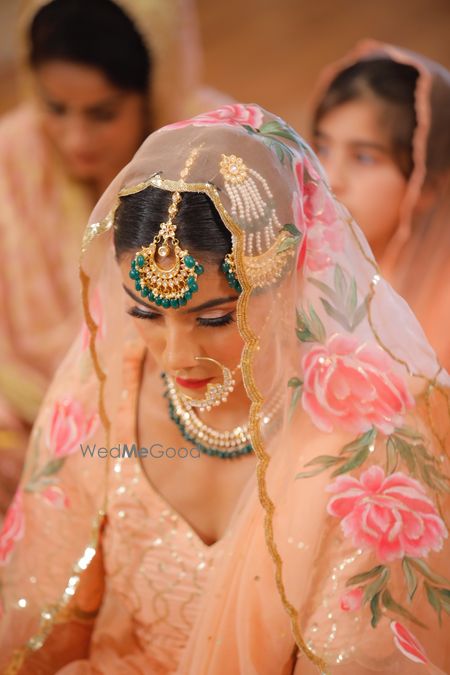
310 41 450 368
0 0 227 515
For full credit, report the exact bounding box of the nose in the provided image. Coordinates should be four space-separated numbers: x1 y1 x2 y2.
162 322 201 374
62 116 92 155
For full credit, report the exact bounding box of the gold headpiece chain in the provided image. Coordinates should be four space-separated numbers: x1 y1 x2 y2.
129 148 205 309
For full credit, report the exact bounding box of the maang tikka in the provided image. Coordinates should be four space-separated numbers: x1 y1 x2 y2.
129 148 205 309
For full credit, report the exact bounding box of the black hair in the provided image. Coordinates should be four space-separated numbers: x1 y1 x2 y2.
29 0 151 94
313 59 419 177
114 186 232 266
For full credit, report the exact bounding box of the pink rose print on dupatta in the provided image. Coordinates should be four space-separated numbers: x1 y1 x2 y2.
302 334 415 434
304 226 345 272
163 104 264 131
0 490 24 566
291 192 307 270
327 466 447 563
40 485 70 509
390 621 429 665
339 586 364 612
293 159 344 272
46 398 98 458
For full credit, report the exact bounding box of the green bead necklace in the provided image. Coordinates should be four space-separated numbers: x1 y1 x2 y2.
162 373 253 460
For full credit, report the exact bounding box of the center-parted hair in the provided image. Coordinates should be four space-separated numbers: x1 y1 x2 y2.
114 186 232 265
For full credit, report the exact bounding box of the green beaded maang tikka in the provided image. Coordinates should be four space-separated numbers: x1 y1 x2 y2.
128 147 207 309
129 188 205 309
129 194 242 307
129 147 242 308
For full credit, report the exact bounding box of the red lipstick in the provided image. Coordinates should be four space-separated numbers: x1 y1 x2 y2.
175 376 213 390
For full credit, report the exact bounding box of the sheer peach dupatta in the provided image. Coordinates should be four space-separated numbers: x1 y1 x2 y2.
309 40 450 369
1 105 449 674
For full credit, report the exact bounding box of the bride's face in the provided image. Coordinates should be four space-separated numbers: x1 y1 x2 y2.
120 256 246 404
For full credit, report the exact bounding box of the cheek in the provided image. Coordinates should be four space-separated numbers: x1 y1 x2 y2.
99 112 145 158
129 316 243 367
347 170 407 235
130 318 164 355
41 114 63 140
204 325 244 367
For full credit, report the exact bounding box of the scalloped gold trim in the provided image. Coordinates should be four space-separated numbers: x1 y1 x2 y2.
346 216 443 384
81 212 114 254
138 174 329 672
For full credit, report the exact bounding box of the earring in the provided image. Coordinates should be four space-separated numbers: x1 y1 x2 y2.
222 252 242 293
177 356 236 412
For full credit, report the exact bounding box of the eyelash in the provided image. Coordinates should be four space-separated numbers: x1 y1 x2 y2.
354 152 376 165
47 102 66 116
198 314 235 327
127 307 235 327
88 110 118 122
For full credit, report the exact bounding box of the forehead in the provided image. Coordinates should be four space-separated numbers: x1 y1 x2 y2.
318 99 391 144
35 60 120 104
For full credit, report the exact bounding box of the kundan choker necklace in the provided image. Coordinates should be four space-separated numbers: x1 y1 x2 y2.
162 373 252 459
162 373 284 460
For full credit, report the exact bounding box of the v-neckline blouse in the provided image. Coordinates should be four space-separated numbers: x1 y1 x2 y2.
85 342 257 673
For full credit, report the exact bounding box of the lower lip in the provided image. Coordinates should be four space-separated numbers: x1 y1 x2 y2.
175 377 213 390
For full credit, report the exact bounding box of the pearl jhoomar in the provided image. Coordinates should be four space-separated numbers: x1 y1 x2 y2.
162 373 284 460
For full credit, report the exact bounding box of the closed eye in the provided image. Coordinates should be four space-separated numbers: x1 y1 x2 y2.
46 100 66 116
197 313 235 327
87 107 119 123
127 306 160 320
127 306 235 327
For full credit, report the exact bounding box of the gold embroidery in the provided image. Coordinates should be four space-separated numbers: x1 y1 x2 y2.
103 455 212 657
5 513 105 674
219 154 248 184
244 233 295 288
81 212 114 254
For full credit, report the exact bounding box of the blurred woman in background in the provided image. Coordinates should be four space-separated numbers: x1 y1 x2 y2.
0 0 226 515
310 41 450 368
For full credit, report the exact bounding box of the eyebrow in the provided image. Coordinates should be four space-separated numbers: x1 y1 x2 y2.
42 92 124 115
84 94 124 115
314 130 389 154
122 285 238 312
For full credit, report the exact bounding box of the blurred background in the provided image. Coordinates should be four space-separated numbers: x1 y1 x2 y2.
198 0 450 129
1 0 449 128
